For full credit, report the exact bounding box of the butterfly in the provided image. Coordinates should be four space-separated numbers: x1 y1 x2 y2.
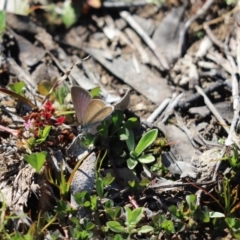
71 86 114 130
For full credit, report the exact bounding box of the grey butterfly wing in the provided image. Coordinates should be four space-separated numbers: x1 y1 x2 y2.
71 86 91 125
82 99 113 127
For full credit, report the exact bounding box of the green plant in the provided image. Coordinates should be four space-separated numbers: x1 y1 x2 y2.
96 173 115 198
8 81 26 95
23 151 47 172
228 144 240 168
225 216 240 238
126 129 158 170
23 101 65 148
218 176 240 215
0 10 6 38
106 207 153 238
168 194 224 233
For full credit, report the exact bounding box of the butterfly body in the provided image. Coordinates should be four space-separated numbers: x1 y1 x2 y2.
71 86 114 130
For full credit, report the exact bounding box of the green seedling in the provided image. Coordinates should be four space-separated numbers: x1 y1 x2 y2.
46 153 92 199
90 86 101 98
8 81 26 96
225 217 240 238
217 176 240 215
23 151 47 172
97 111 138 139
0 11 6 37
61 1 80 28
96 173 115 198
27 125 52 147
107 207 153 237
125 129 158 170
70 217 95 240
74 191 98 212
168 194 223 233
228 144 240 168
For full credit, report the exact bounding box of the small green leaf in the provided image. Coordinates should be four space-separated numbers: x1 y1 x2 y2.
138 154 155 164
74 191 89 206
81 134 95 147
201 206 210 223
130 151 137 158
8 81 25 95
112 111 124 128
118 127 129 141
37 80 52 96
0 11 6 35
130 207 143 225
186 194 197 212
35 126 51 145
106 206 121 220
125 129 135 152
97 120 109 138
138 225 154 233
62 1 79 28
161 219 175 233
83 201 91 208
96 178 104 198
168 205 177 216
107 221 125 233
104 199 114 208
128 180 136 188
102 173 115 187
56 86 69 105
127 158 138 170
139 178 150 186
106 208 116 220
42 125 51 138
135 129 158 156
90 195 97 211
86 222 95 231
124 117 139 129
113 234 123 240
209 212 225 218
90 87 101 98
125 207 143 226
23 151 47 172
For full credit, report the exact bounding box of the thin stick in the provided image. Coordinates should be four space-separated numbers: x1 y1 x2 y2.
178 0 215 57
120 11 169 70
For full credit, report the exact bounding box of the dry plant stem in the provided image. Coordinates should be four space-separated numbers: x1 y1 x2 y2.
204 24 232 56
195 85 240 149
194 5 240 32
128 196 139 208
175 112 198 148
120 11 169 71
225 54 240 145
204 24 240 145
0 125 18 136
188 179 224 211
237 27 240 75
146 98 171 123
177 81 226 110
47 50 74 84
178 0 214 57
125 28 150 64
132 53 140 74
149 179 217 189
103 0 146 8
159 93 184 125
